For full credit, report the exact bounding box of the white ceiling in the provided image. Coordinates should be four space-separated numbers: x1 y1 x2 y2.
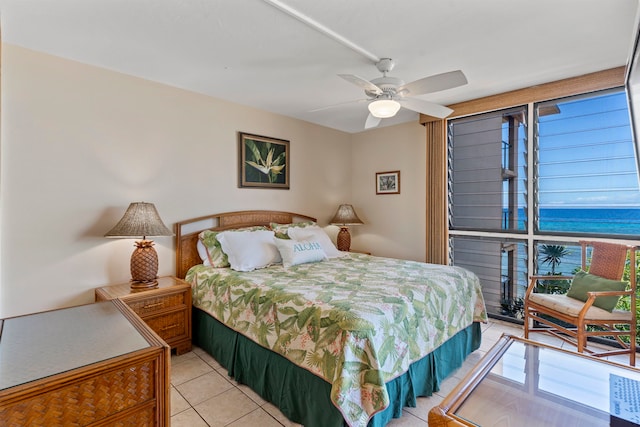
1 0 638 133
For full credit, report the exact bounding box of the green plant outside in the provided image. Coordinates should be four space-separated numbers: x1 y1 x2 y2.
500 297 524 319
539 244 571 275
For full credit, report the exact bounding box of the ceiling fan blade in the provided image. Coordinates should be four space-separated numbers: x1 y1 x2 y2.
365 113 382 129
338 74 383 95
308 98 368 113
398 70 467 97
399 98 454 119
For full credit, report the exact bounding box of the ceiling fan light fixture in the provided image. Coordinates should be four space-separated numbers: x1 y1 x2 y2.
368 99 401 118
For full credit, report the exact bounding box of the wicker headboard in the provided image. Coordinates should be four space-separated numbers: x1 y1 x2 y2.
174 210 317 279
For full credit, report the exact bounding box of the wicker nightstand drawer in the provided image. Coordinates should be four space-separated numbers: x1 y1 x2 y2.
128 292 187 316
95 277 192 355
144 310 188 341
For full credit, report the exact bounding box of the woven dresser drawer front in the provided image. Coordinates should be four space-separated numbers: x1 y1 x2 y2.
128 292 186 316
0 359 156 427
112 404 156 427
144 310 187 341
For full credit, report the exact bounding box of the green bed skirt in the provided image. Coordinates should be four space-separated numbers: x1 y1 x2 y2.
193 308 481 427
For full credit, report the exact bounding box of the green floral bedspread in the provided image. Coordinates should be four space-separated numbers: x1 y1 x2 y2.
186 253 487 427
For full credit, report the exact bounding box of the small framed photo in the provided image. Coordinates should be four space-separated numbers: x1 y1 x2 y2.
239 132 290 189
376 170 400 194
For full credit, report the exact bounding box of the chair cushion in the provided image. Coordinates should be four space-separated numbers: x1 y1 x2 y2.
566 270 627 312
528 293 632 321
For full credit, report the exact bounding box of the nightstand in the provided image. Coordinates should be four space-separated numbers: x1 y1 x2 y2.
95 276 192 355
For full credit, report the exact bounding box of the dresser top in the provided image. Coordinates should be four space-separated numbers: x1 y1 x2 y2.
0 301 150 390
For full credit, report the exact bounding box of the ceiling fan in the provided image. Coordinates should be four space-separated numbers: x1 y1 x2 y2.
337 58 467 129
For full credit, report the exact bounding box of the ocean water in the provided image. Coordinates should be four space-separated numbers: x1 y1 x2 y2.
517 208 640 284
538 208 640 236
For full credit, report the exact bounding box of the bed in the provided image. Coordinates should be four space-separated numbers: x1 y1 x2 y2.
175 210 487 427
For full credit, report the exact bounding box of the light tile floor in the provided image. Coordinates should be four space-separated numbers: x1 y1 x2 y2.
170 319 633 426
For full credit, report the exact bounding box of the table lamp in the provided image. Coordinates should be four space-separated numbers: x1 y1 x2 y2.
105 202 173 289
330 204 364 252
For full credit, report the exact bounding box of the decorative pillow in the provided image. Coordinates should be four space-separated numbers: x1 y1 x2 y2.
566 270 627 312
274 237 327 268
196 239 214 266
216 229 281 272
198 226 268 268
198 230 229 267
287 225 344 258
270 221 316 239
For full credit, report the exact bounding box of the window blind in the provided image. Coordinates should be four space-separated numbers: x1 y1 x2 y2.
448 106 528 232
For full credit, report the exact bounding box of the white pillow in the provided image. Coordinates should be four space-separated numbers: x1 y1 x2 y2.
216 229 281 272
288 225 344 258
196 239 211 266
274 237 327 268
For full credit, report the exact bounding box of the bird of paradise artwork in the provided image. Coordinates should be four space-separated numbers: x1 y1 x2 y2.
239 133 289 189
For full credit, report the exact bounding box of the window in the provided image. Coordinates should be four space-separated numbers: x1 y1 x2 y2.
450 236 528 318
448 88 640 320
449 106 528 232
536 90 640 236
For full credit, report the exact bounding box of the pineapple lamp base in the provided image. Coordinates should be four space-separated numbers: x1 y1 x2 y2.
129 240 159 289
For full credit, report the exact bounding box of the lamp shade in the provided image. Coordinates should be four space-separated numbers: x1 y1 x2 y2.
330 204 364 226
368 99 401 118
105 202 172 238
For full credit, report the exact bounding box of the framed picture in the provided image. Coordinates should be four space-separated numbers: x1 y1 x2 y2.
239 132 290 189
376 170 400 194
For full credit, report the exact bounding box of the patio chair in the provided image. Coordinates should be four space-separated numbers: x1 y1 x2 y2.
524 240 637 366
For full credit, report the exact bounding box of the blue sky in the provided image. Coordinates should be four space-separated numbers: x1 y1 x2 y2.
536 90 640 208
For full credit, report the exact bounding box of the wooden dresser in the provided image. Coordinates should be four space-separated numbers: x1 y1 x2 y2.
0 299 170 426
95 276 192 355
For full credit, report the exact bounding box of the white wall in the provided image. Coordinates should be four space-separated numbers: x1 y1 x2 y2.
350 122 426 261
0 45 428 318
0 45 354 317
